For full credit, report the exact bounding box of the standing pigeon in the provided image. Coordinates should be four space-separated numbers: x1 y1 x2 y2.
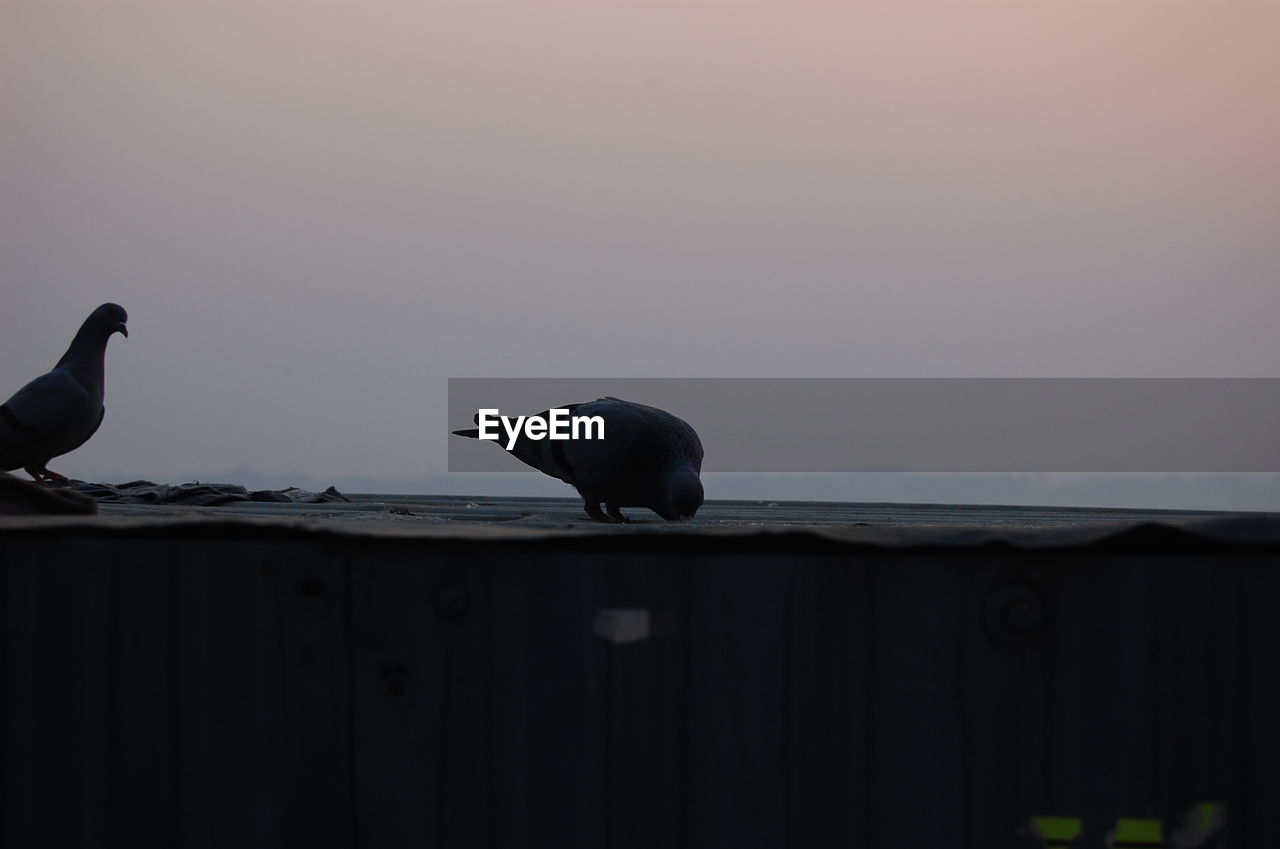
0 303 129 485
453 396 704 522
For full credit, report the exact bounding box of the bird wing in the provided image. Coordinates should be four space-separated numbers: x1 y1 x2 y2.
599 397 703 469
475 399 633 487
451 397 701 491
0 369 90 450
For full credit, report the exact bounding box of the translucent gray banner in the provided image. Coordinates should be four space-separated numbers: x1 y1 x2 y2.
448 378 1280 472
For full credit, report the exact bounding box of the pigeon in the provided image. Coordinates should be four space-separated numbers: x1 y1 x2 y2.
453 396 704 523
0 303 129 485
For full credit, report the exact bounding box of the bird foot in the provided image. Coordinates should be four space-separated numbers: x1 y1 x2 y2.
584 503 628 524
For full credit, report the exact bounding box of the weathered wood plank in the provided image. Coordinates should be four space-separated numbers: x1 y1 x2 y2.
269 545 354 849
786 555 873 846
1 545 112 848
488 558 532 849
596 554 688 849
686 555 791 849
1241 552 1280 843
176 542 290 848
1150 557 1242 828
868 555 968 845
516 556 611 847
962 555 1052 846
348 555 445 847
109 550 178 848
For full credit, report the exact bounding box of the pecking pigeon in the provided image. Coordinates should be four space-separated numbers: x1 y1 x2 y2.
453 396 704 523
0 303 129 485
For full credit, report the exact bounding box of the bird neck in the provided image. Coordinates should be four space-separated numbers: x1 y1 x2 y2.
55 329 109 389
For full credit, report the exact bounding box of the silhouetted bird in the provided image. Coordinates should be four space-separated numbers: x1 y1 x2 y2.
0 303 129 485
453 396 703 522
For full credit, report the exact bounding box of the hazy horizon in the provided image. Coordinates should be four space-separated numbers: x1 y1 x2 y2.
4 1 1278 509
52 464 1280 513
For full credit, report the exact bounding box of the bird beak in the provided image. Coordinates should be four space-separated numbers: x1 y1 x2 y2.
117 323 128 338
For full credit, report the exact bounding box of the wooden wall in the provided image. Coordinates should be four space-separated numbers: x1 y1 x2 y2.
1 523 1274 847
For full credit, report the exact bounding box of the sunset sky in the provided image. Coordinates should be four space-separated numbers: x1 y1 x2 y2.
3 1 1277 505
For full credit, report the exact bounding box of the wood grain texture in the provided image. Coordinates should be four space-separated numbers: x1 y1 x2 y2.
1 504 1277 848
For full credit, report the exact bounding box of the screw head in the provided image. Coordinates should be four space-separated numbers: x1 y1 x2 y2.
983 584 1045 646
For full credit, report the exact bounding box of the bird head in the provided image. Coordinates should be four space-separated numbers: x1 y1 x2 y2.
660 465 703 521
93 303 129 338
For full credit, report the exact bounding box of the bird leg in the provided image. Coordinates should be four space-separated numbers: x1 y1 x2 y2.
584 501 623 524
606 504 631 523
28 467 70 487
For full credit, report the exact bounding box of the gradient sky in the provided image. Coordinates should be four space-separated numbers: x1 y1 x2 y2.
2 1 1277 501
